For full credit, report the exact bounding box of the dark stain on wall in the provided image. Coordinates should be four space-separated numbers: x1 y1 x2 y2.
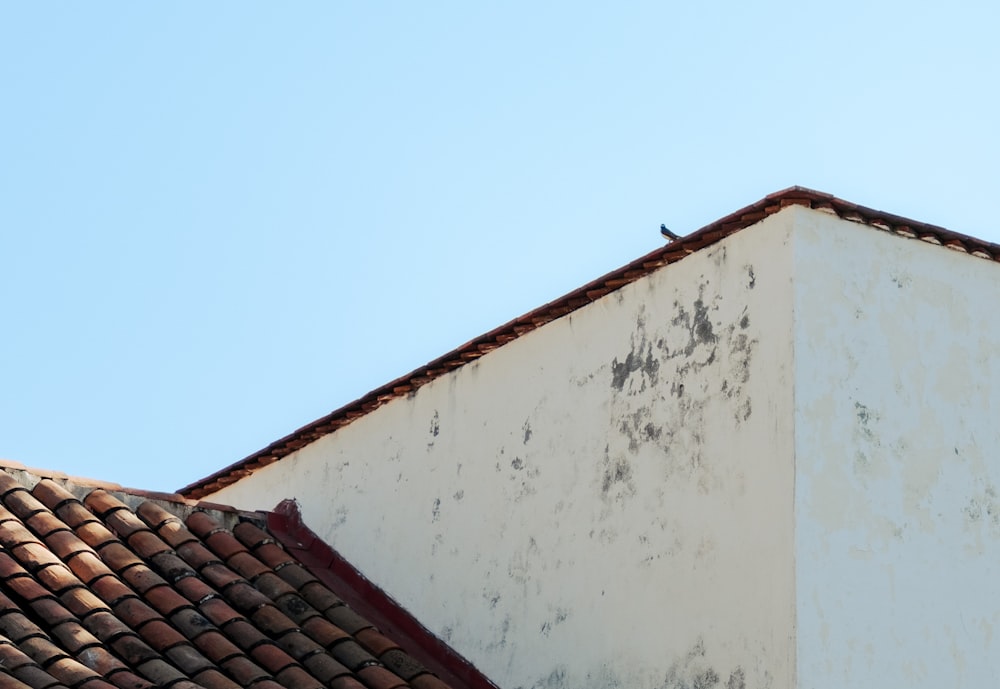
662 638 725 689
611 309 660 393
507 456 539 502
539 607 569 637
964 484 1000 530
600 444 636 501
520 637 749 689
852 401 882 475
485 614 511 654
726 667 746 689
482 590 501 609
602 284 762 502
670 291 719 358
611 346 660 392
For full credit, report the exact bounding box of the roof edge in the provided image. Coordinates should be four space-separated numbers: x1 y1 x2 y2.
179 186 1000 499
267 499 500 689
0 458 265 531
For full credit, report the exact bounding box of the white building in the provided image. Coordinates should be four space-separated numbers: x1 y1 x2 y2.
183 188 1000 689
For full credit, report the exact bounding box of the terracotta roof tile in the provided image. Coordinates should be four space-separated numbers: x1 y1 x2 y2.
299 616 351 648
0 464 490 689
299 651 352 682
188 630 240 664
173 576 217 604
188 668 241 689
379 649 427 681
410 674 456 689
330 677 369 689
247 606 297 637
355 629 400 658
175 542 222 571
272 664 324 689
141 585 189 618
329 640 379 672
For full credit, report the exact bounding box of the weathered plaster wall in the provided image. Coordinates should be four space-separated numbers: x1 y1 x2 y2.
793 207 1000 687
212 213 799 688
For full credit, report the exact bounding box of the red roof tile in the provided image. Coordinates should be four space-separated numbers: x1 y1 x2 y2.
178 186 1000 500
0 464 493 689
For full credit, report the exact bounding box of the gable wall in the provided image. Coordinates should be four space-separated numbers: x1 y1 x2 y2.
210 211 799 689
792 207 1000 687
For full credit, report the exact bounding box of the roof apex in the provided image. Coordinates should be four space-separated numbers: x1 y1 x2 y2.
179 187 1000 499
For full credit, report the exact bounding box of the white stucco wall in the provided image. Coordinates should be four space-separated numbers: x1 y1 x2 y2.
792 207 1000 688
210 213 800 689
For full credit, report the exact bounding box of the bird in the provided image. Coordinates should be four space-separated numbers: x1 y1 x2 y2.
660 224 680 241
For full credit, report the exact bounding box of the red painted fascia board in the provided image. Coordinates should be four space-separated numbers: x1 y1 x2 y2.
267 500 500 689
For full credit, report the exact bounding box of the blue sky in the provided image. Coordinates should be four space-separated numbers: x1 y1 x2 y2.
2 2 998 492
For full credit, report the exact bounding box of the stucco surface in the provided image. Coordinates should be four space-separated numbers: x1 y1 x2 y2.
793 207 1000 687
212 214 799 688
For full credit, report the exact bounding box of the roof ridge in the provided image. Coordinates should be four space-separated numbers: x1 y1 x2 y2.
178 187 1000 499
0 459 261 530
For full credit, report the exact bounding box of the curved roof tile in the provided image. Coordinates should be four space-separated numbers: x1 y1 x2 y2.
0 463 487 689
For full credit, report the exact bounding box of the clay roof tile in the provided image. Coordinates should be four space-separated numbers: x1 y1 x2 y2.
0 467 487 689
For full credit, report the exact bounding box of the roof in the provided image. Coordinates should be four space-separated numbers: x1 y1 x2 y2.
179 186 1000 499
0 461 495 689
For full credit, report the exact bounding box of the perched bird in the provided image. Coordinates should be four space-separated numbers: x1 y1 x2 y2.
660 224 680 241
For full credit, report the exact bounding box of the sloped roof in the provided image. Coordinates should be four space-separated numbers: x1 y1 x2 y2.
0 461 492 689
179 186 1000 500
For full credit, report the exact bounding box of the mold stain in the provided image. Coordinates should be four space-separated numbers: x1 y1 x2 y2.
619 407 664 455
852 401 883 477
670 291 719 357
720 307 757 427
427 410 440 449
662 638 722 689
332 506 348 528
508 456 540 502
599 444 636 504
485 614 511 653
964 481 1000 537
523 419 533 444
482 590 501 609
538 607 569 637
610 306 660 394
604 285 761 501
